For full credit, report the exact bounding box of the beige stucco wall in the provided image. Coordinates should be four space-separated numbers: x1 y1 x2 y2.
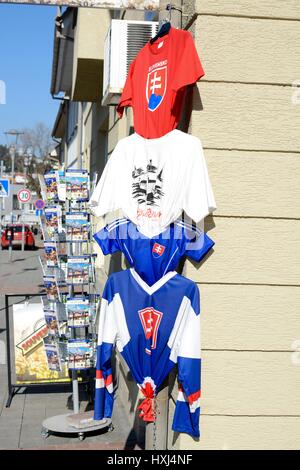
178 0 300 450
80 1 300 450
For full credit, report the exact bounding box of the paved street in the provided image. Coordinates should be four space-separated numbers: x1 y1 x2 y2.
0 245 137 450
0 245 44 295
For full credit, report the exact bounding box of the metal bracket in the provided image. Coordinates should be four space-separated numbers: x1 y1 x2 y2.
166 4 183 14
56 31 74 42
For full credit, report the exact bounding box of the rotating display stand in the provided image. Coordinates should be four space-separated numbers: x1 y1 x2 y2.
41 415 113 441
39 169 110 440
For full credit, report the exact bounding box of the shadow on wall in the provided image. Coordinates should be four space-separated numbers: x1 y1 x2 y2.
108 251 124 276
178 84 203 133
116 361 146 449
177 215 216 275
123 403 146 450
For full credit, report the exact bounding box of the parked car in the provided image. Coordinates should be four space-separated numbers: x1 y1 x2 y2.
1 224 36 249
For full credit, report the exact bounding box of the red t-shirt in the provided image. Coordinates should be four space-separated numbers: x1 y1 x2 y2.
117 27 205 139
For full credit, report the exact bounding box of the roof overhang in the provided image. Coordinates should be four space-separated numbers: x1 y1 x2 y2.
71 9 109 102
51 100 67 138
50 7 76 97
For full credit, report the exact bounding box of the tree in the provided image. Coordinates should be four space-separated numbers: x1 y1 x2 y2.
0 144 8 159
20 122 53 159
19 123 55 195
0 144 10 172
0 144 25 173
1 124 56 195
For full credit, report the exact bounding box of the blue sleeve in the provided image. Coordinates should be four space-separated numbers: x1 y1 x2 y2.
94 343 114 420
172 285 201 438
172 358 201 438
94 290 117 421
93 224 120 256
185 230 214 263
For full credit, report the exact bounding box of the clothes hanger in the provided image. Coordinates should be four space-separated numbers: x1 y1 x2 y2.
150 3 172 44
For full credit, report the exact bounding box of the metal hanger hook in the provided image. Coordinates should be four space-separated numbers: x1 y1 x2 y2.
166 3 172 23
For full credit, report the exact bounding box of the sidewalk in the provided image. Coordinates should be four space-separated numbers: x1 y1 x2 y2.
0 247 138 450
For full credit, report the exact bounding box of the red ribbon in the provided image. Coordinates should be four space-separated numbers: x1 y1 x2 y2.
138 382 155 422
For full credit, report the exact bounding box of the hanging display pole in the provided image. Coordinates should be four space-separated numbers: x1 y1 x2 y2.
144 0 182 451
67 198 80 414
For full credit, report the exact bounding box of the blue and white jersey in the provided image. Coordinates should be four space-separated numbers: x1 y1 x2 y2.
94 218 214 286
94 268 201 438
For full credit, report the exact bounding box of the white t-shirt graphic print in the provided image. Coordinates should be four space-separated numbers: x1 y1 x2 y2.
89 130 216 237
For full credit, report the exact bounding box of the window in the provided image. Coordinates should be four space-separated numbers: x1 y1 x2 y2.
67 101 79 143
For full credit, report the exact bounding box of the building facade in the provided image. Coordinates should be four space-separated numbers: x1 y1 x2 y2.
50 1 300 450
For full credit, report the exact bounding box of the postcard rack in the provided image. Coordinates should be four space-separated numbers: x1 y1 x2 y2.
38 169 112 439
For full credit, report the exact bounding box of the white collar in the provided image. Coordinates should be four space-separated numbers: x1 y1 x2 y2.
130 268 177 295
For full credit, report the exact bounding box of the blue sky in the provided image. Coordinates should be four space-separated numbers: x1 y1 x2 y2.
0 4 59 145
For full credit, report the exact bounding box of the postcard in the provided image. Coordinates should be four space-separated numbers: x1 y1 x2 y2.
65 212 89 241
44 206 62 237
55 169 66 202
67 340 92 370
44 241 58 267
65 170 89 202
43 339 62 372
66 298 90 328
43 275 60 301
44 171 58 202
44 308 59 335
66 256 90 285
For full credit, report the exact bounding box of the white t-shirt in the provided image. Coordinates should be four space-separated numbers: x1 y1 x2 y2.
89 129 216 237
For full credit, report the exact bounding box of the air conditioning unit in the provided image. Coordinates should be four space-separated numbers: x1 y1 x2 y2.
102 19 158 106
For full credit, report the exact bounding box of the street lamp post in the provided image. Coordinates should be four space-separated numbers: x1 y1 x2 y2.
9 145 15 226
4 130 24 262
8 145 16 261
0 160 6 251
21 151 32 252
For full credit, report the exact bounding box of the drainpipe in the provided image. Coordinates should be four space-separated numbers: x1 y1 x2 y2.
77 101 84 170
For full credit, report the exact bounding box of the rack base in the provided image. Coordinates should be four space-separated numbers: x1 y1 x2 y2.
41 413 113 441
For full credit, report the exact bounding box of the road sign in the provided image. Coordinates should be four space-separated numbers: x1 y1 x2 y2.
36 209 43 216
35 199 45 210
0 179 9 197
17 188 31 203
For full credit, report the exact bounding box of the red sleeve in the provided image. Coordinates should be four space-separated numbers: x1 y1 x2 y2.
172 31 205 91
117 59 135 119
